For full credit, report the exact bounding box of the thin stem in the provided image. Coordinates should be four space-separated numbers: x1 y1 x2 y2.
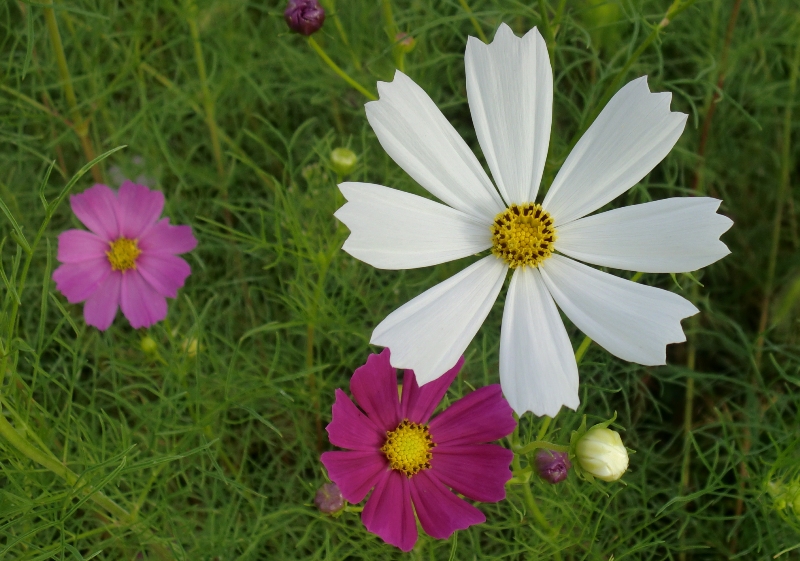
186 2 225 184
457 0 488 43
513 440 570 456
509 426 563 560
41 0 101 182
756 31 800 364
307 37 377 101
320 0 361 70
538 0 555 65
0 410 172 559
567 0 696 149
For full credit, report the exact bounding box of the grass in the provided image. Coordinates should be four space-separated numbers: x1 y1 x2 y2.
1 0 800 558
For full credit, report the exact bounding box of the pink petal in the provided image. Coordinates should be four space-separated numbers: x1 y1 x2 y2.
409 470 485 540
117 181 165 239
350 349 401 432
69 184 119 240
120 271 168 328
136 253 191 298
52 258 111 303
430 444 513 502
57 230 108 263
320 450 388 503
362 470 417 552
429 384 516 446
400 357 463 424
326 389 385 451
83 271 122 330
139 218 197 255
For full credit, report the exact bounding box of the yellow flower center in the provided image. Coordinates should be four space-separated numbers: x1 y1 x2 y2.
491 203 557 268
106 238 141 272
381 419 435 477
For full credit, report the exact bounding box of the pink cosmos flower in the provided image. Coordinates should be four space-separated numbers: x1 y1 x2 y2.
321 349 516 551
53 181 197 330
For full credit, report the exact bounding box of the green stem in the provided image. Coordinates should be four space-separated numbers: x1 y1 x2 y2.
567 0 696 149
538 0 555 65
509 426 562 560
307 37 377 101
41 0 101 182
513 440 570 456
757 34 800 360
186 2 225 184
457 0 488 43
0 411 172 559
320 0 361 70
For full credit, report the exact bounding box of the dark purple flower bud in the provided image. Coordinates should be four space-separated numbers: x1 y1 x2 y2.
314 482 344 514
535 450 571 484
284 0 325 36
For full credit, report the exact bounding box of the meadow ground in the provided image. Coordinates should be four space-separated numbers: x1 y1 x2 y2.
1 0 800 559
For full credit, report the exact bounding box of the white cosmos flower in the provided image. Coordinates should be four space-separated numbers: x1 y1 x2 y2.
334 24 733 416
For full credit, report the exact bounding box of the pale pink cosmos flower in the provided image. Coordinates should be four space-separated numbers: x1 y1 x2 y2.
321 349 515 551
53 181 197 330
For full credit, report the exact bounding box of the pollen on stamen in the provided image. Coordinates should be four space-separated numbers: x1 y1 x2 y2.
106 238 142 272
381 419 435 477
490 203 557 268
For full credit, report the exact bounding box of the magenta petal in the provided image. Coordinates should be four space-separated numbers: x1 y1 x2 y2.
136 253 191 298
326 389 385 451
362 470 417 552
52 258 111 303
57 230 108 263
400 357 463 424
120 271 168 328
409 470 485 540
69 184 119 240
139 218 197 255
429 384 516 446
321 450 388 503
430 444 513 502
350 349 401 432
117 181 165 238
83 272 122 330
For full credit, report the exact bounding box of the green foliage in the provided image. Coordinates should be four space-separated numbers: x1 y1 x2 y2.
1 0 800 559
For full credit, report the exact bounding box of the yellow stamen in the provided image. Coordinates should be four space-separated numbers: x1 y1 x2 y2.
106 238 141 272
381 419 435 477
491 203 557 268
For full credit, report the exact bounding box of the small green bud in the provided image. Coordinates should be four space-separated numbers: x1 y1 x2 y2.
330 148 358 177
181 338 199 358
575 427 629 482
394 32 416 54
140 335 158 354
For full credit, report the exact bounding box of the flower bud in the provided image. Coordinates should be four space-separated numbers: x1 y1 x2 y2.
314 482 344 514
140 335 158 355
182 337 199 358
284 0 325 36
394 32 416 54
330 148 357 177
534 450 571 484
575 427 628 482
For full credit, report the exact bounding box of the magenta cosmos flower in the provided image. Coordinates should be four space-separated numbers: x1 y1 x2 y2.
321 349 515 551
53 181 197 330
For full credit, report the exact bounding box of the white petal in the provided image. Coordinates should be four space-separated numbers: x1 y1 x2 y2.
365 71 505 222
499 267 579 417
539 255 698 365
543 77 688 226
555 197 733 273
371 256 507 384
335 182 491 270
465 24 552 205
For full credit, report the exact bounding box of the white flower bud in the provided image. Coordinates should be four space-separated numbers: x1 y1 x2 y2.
575 427 629 482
